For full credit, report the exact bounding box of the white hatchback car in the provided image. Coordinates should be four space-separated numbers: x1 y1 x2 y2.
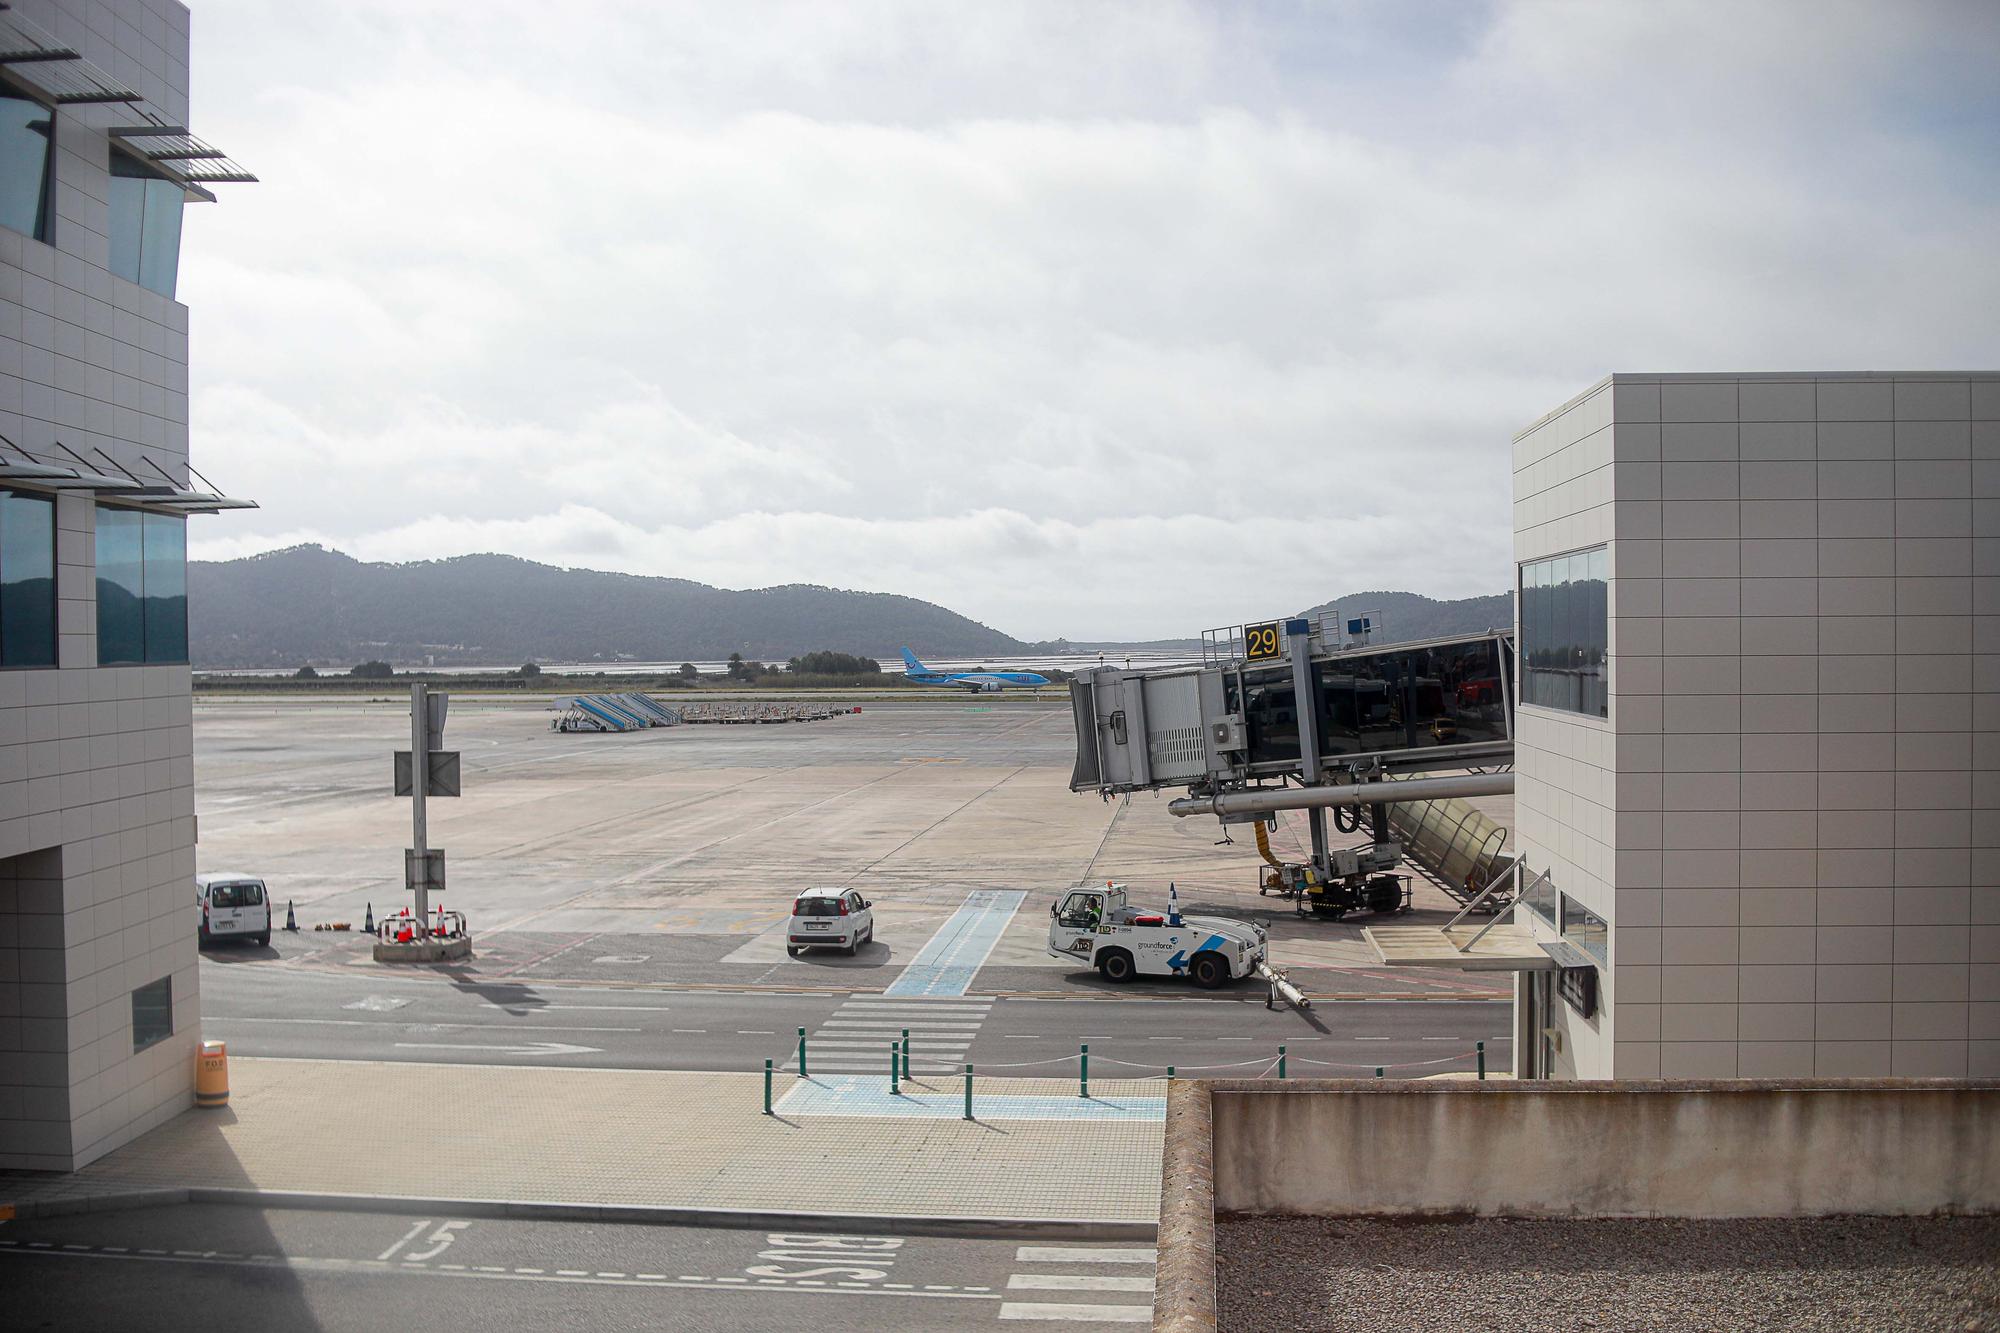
197 872 273 948
785 887 874 957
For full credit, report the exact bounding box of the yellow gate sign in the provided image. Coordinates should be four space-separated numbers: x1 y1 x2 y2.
1244 620 1284 663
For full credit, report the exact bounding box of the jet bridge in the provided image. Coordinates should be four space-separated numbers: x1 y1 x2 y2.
1070 618 1517 917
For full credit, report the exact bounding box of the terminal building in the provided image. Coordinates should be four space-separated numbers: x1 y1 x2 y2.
0 0 250 1170
1510 372 1997 1081
1071 370 1996 1083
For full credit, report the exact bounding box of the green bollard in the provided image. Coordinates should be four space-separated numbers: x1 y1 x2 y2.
964 1063 974 1120
891 1041 900 1096
1279 1044 1287 1078
1167 1066 1175 1080
903 1027 911 1081
1375 1066 1384 1079
764 1058 773 1115
797 1026 807 1079
1477 1041 1486 1081
1080 1042 1089 1099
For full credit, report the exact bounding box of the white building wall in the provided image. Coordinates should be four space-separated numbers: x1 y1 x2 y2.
0 0 201 1172
1513 372 1999 1082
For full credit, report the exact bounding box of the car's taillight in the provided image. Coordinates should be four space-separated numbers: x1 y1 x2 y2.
836 899 849 916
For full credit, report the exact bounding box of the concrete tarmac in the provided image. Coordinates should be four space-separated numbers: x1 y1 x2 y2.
0 1202 1160 1330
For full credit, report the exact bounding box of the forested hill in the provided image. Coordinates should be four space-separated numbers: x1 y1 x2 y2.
188 545 1032 668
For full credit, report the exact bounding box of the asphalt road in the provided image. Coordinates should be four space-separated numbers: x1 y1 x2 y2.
199 950 1510 1079
0 1203 1159 1331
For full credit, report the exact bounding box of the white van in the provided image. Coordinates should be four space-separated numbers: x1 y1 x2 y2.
196 872 272 947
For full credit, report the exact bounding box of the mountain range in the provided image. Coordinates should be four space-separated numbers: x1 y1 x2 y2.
187 545 1509 668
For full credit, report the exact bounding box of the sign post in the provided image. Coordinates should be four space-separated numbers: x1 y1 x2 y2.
409 684 432 923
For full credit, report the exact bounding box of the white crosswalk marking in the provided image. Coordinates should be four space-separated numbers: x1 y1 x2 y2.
789 995 994 1073
998 1246 1157 1323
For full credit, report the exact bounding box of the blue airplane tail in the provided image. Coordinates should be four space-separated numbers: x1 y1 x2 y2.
900 647 928 674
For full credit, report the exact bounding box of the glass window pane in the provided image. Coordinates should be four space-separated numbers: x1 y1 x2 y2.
142 513 186 662
1 489 57 667
138 176 183 298
107 167 145 285
0 94 53 240
132 975 173 1051
96 506 146 664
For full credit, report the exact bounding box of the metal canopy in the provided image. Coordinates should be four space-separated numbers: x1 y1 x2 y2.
1 441 255 514
0 9 254 190
1361 921 1556 972
0 9 139 103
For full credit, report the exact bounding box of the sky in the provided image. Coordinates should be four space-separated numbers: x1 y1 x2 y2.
178 0 2000 642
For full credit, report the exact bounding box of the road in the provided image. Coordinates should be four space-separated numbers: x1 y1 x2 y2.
0 1203 1159 1330
200 951 1510 1080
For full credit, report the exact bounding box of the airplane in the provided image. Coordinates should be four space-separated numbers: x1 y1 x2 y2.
900 648 1051 693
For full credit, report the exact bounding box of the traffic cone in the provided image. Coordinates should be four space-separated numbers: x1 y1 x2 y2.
362 902 374 933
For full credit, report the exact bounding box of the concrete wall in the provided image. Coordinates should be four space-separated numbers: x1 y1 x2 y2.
1512 372 2000 1082
1209 1080 2000 1218
0 0 201 1172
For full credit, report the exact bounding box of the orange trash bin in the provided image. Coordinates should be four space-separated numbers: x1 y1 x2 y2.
196 1040 229 1108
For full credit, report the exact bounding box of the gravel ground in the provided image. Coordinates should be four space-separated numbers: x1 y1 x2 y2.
1216 1214 1999 1332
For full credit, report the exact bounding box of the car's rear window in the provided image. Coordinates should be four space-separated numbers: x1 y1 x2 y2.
793 898 842 917
209 882 264 908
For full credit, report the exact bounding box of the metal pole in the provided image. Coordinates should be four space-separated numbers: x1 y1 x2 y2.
1167 1066 1175 1080
1375 1066 1384 1079
1278 1044 1287 1078
964 1064 974 1120
797 1026 807 1078
1287 620 1326 877
1477 1041 1486 1081
410 684 429 922
891 1041 900 1095
902 1027 910 1080
1080 1042 1089 1099
764 1058 773 1114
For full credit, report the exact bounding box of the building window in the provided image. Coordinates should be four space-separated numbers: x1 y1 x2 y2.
0 90 53 241
1 488 57 667
1561 895 1607 968
1522 867 1557 929
1518 546 1607 718
109 151 184 299
132 975 173 1051
96 507 187 664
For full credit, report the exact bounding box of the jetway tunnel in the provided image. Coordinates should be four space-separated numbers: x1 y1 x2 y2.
1069 621 1518 915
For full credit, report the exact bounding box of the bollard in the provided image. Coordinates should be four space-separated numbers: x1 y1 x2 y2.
764 1058 773 1115
1375 1066 1384 1079
1278 1044 1287 1078
1167 1066 1175 1080
797 1026 808 1079
891 1041 900 1095
903 1027 911 1081
1477 1041 1486 1081
1080 1042 1089 1099
195 1040 229 1108
964 1063 974 1120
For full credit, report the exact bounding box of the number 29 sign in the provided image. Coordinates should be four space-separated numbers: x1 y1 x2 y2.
1244 620 1284 663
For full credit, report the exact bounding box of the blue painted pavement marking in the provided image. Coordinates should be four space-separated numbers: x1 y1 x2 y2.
776 1075 1166 1122
883 889 1027 998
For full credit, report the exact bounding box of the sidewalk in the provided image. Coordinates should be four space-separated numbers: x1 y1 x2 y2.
6 1058 1164 1227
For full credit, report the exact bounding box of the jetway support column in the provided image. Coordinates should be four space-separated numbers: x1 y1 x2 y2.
1287 618 1329 873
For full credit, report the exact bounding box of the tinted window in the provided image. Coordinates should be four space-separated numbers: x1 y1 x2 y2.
96 507 187 664
1523 869 1558 929
109 152 184 298
210 882 264 908
1562 895 1607 967
132 975 173 1051
0 93 52 240
1 488 56 667
1519 547 1607 718
794 898 841 917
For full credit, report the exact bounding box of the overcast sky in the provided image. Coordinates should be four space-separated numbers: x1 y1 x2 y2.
179 0 2000 641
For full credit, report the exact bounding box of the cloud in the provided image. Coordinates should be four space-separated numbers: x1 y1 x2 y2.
181 1 2000 640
